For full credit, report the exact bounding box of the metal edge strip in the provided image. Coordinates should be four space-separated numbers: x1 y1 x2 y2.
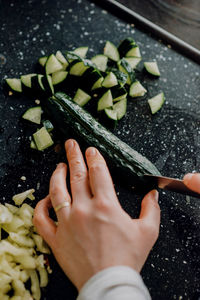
91 0 200 64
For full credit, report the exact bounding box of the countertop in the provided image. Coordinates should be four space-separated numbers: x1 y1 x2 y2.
0 0 200 299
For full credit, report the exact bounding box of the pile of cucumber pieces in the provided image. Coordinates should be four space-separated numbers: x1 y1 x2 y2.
5 37 165 151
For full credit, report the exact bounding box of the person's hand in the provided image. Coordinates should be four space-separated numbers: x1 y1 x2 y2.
33 139 160 291
183 173 200 193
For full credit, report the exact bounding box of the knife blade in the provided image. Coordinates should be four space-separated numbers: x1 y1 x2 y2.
143 174 200 198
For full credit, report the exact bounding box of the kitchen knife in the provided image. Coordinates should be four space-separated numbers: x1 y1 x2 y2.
143 174 200 198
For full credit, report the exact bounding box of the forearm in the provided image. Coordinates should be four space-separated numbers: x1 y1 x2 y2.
77 266 151 300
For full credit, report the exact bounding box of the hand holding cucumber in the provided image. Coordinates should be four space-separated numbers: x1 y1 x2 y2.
33 139 161 291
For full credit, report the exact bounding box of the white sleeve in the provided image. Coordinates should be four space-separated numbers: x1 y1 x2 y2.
77 266 151 300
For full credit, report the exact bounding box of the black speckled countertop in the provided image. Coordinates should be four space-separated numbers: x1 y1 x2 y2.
0 0 200 299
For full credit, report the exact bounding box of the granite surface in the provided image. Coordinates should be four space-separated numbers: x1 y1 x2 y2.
0 0 200 299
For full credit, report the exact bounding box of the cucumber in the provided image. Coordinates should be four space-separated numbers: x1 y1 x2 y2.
43 119 54 132
91 77 104 90
55 51 69 70
81 67 103 91
111 85 127 102
97 89 113 111
21 74 36 88
38 56 48 67
6 78 22 93
31 75 45 95
102 72 118 88
104 41 120 62
52 71 68 85
73 47 88 58
129 81 147 98
30 139 37 149
144 62 160 76
91 54 108 72
69 60 90 76
117 58 135 85
73 89 91 107
33 127 54 151
41 75 54 96
105 98 127 120
148 92 165 114
45 54 63 75
118 38 136 57
45 92 161 188
126 46 141 58
107 68 128 87
22 106 42 124
124 57 141 69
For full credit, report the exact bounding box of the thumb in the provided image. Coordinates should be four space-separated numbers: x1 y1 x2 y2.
139 190 160 236
183 173 200 193
33 195 57 248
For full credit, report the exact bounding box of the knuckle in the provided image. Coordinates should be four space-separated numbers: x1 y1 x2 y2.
51 185 63 198
71 170 87 184
95 197 112 213
72 205 88 220
90 162 105 174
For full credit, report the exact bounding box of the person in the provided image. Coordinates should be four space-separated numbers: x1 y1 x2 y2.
33 139 199 300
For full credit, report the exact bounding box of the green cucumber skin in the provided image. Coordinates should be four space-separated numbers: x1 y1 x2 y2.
44 92 160 188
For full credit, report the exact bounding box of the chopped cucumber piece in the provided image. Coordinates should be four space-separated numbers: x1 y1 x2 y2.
6 78 22 93
104 41 120 62
30 140 37 149
126 46 141 58
73 47 88 58
91 77 104 90
97 90 113 111
91 55 108 72
42 75 54 95
148 92 165 114
38 56 48 67
129 81 147 97
45 54 63 75
12 189 35 206
43 120 54 132
102 72 118 88
144 62 160 76
55 50 69 70
108 68 128 86
117 58 135 85
73 89 91 106
124 57 141 69
33 127 54 151
70 61 89 76
22 107 42 125
52 71 68 85
118 37 137 57
111 85 127 102
105 98 127 120
21 74 36 88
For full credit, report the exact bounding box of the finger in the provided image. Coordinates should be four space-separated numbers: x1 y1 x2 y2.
85 147 117 200
183 173 200 193
139 190 160 233
33 196 57 248
50 163 71 220
65 139 91 201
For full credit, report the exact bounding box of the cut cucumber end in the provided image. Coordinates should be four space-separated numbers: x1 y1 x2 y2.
148 92 165 114
22 106 42 124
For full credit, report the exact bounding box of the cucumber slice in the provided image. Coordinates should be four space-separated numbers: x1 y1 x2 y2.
73 88 91 106
6 78 22 93
118 37 137 58
102 72 118 88
111 85 127 102
42 75 54 95
91 77 104 90
124 57 141 69
129 81 147 98
43 120 54 132
91 55 108 72
107 68 128 87
97 90 113 111
126 46 141 58
105 98 127 120
73 47 88 58
55 51 69 70
22 107 42 124
38 56 48 67
144 62 160 76
33 127 54 151
21 74 36 88
52 71 68 85
117 58 135 85
81 67 103 91
45 54 63 75
30 140 37 149
148 92 165 114
104 41 120 62
70 60 89 76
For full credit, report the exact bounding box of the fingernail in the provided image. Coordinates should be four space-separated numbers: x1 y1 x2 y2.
66 139 75 151
183 173 193 185
151 189 159 202
87 147 96 156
